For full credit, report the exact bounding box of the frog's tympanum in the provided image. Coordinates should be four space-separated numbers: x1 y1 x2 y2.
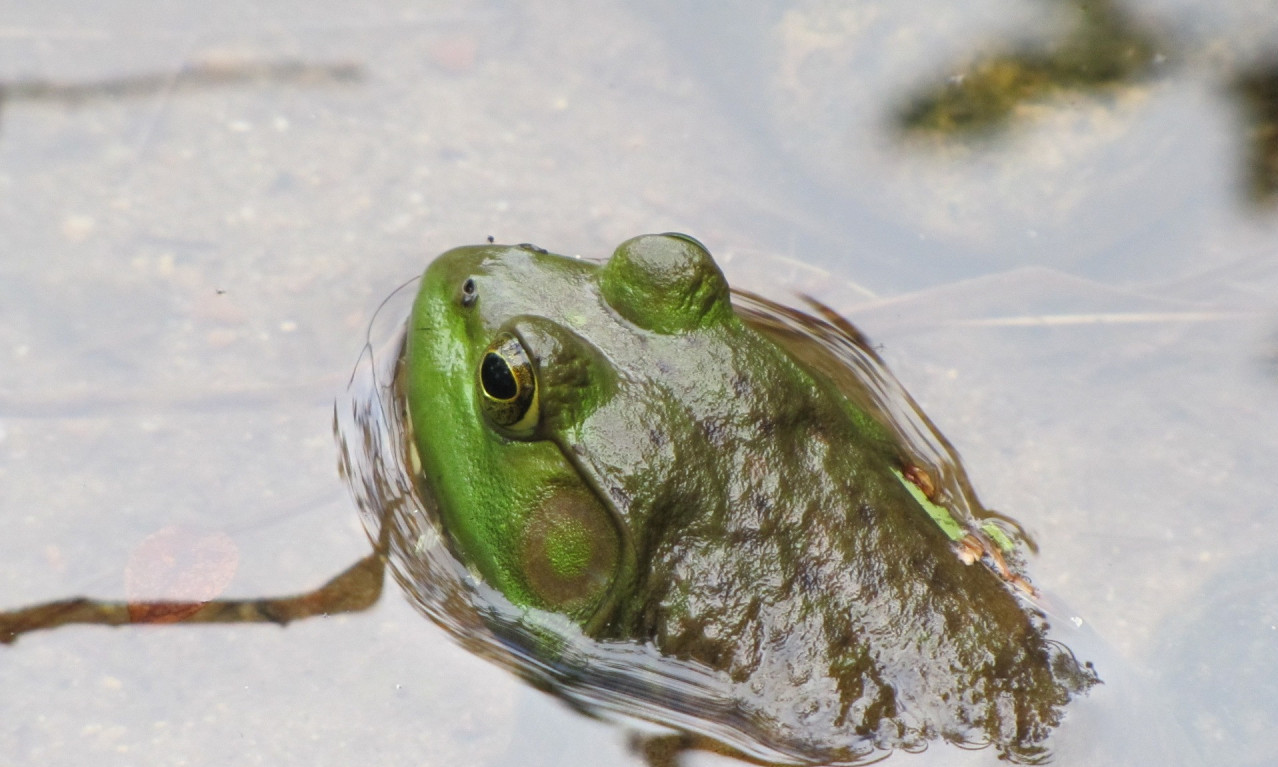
403 234 1097 762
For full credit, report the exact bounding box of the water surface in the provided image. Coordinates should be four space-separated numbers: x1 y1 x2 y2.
2 1 1275 765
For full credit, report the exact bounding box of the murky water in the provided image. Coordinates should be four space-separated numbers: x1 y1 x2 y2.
2 1 1275 765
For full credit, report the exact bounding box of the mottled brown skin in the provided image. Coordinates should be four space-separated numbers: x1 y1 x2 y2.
579 276 1077 755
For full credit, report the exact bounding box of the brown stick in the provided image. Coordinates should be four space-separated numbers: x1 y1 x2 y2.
1 550 386 645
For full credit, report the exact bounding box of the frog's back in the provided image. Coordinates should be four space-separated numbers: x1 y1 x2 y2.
601 294 1089 757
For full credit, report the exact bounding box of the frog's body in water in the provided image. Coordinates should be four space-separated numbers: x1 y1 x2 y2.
404 234 1095 760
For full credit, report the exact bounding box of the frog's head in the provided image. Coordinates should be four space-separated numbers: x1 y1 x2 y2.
404 234 733 629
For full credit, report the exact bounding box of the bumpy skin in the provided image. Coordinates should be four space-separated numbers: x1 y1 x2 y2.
405 234 1091 757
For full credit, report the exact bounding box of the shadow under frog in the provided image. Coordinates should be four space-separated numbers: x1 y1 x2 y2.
1 235 1097 765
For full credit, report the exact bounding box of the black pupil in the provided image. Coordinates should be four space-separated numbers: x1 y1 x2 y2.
481 353 518 400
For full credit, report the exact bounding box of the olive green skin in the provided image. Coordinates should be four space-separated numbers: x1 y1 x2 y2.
405 234 1089 755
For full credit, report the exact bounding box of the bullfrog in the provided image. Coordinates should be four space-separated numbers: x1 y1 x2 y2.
403 233 1097 762
0 233 1095 763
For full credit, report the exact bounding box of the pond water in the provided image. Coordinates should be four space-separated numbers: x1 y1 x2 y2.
1 1 1275 765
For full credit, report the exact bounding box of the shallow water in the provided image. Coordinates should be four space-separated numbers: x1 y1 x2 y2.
2 1 1276 765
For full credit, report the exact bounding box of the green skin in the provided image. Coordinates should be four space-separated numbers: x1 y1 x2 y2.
405 234 1091 756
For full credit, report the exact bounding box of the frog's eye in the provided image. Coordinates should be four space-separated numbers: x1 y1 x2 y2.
477 332 539 436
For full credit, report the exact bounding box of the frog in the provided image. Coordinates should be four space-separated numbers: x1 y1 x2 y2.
0 232 1095 761
403 232 1097 762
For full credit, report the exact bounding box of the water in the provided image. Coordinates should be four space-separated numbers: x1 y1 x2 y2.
2 1 1275 765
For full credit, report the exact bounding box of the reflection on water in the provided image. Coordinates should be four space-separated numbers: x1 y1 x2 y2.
0 58 363 128
1232 62 1278 203
896 0 1278 208
898 0 1160 137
